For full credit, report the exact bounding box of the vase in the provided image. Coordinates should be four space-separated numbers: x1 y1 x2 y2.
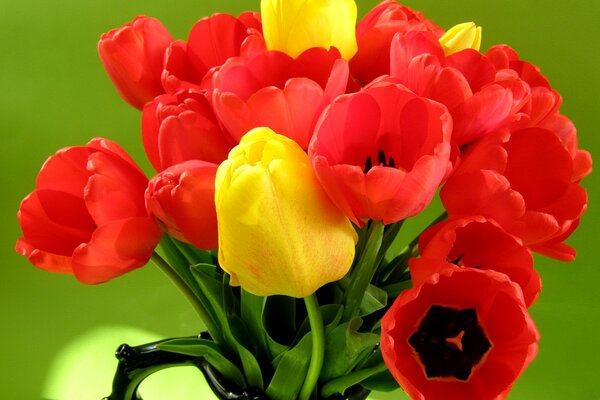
103 334 371 400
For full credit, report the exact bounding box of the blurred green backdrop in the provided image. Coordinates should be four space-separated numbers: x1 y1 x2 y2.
1 0 597 399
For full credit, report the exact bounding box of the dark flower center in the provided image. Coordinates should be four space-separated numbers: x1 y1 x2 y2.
364 149 396 173
408 305 492 381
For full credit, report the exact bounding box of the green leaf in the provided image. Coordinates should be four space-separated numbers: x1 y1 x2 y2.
266 304 343 400
293 304 344 345
265 332 313 400
382 280 412 299
241 290 288 361
222 274 240 321
360 369 399 392
357 349 399 392
157 338 246 389
228 314 264 390
358 284 387 316
338 277 387 317
191 264 264 390
321 318 379 380
157 238 223 344
222 276 264 390
320 361 389 398
170 236 213 265
190 263 227 333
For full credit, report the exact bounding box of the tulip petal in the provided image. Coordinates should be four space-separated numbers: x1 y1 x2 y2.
72 217 162 284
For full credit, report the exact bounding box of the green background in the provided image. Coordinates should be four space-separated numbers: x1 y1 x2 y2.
1 1 597 398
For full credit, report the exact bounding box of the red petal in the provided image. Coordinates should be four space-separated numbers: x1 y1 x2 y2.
84 152 148 225
451 84 513 145
446 49 496 92
72 217 161 284
187 14 251 78
17 191 93 258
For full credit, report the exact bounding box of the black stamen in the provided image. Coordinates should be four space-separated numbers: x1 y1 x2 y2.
364 155 373 173
449 254 464 266
378 149 386 165
408 305 492 381
389 156 396 169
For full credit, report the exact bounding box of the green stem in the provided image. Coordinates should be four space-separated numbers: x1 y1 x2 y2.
343 220 385 321
151 252 219 337
380 211 448 285
169 235 213 265
299 294 325 400
407 211 448 251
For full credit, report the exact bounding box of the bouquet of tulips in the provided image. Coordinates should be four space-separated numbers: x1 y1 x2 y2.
16 0 591 399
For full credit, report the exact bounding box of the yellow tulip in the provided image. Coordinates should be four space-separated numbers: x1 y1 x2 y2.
439 22 482 55
215 127 357 297
261 0 358 60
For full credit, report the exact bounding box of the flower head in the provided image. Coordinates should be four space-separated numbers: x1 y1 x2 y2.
146 160 218 250
212 47 349 149
381 268 539 399
162 12 263 93
309 80 452 225
350 0 443 85
261 0 358 59
142 88 236 171
439 22 482 55
16 139 162 284
410 216 541 307
215 127 356 297
441 128 590 260
98 16 173 109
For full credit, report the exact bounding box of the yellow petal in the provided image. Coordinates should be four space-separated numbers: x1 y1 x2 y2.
261 0 358 59
439 22 482 55
215 127 357 297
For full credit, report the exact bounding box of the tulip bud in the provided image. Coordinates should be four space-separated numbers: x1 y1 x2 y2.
215 127 357 297
439 22 481 55
146 160 219 250
260 0 358 59
98 16 173 109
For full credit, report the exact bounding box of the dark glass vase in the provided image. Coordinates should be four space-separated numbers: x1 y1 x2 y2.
103 335 371 400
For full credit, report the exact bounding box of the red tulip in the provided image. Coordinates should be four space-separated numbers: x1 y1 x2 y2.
98 16 173 109
16 138 162 284
212 47 349 149
309 80 451 226
486 45 592 180
142 88 236 172
389 30 515 146
441 128 589 261
350 0 443 86
146 160 218 250
410 216 541 307
162 12 263 93
381 267 539 400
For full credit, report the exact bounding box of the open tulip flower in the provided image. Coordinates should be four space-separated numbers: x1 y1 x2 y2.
16 138 162 284
309 79 452 225
16 1 591 400
441 128 590 260
211 46 350 149
410 216 541 307
162 12 263 92
381 268 539 400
